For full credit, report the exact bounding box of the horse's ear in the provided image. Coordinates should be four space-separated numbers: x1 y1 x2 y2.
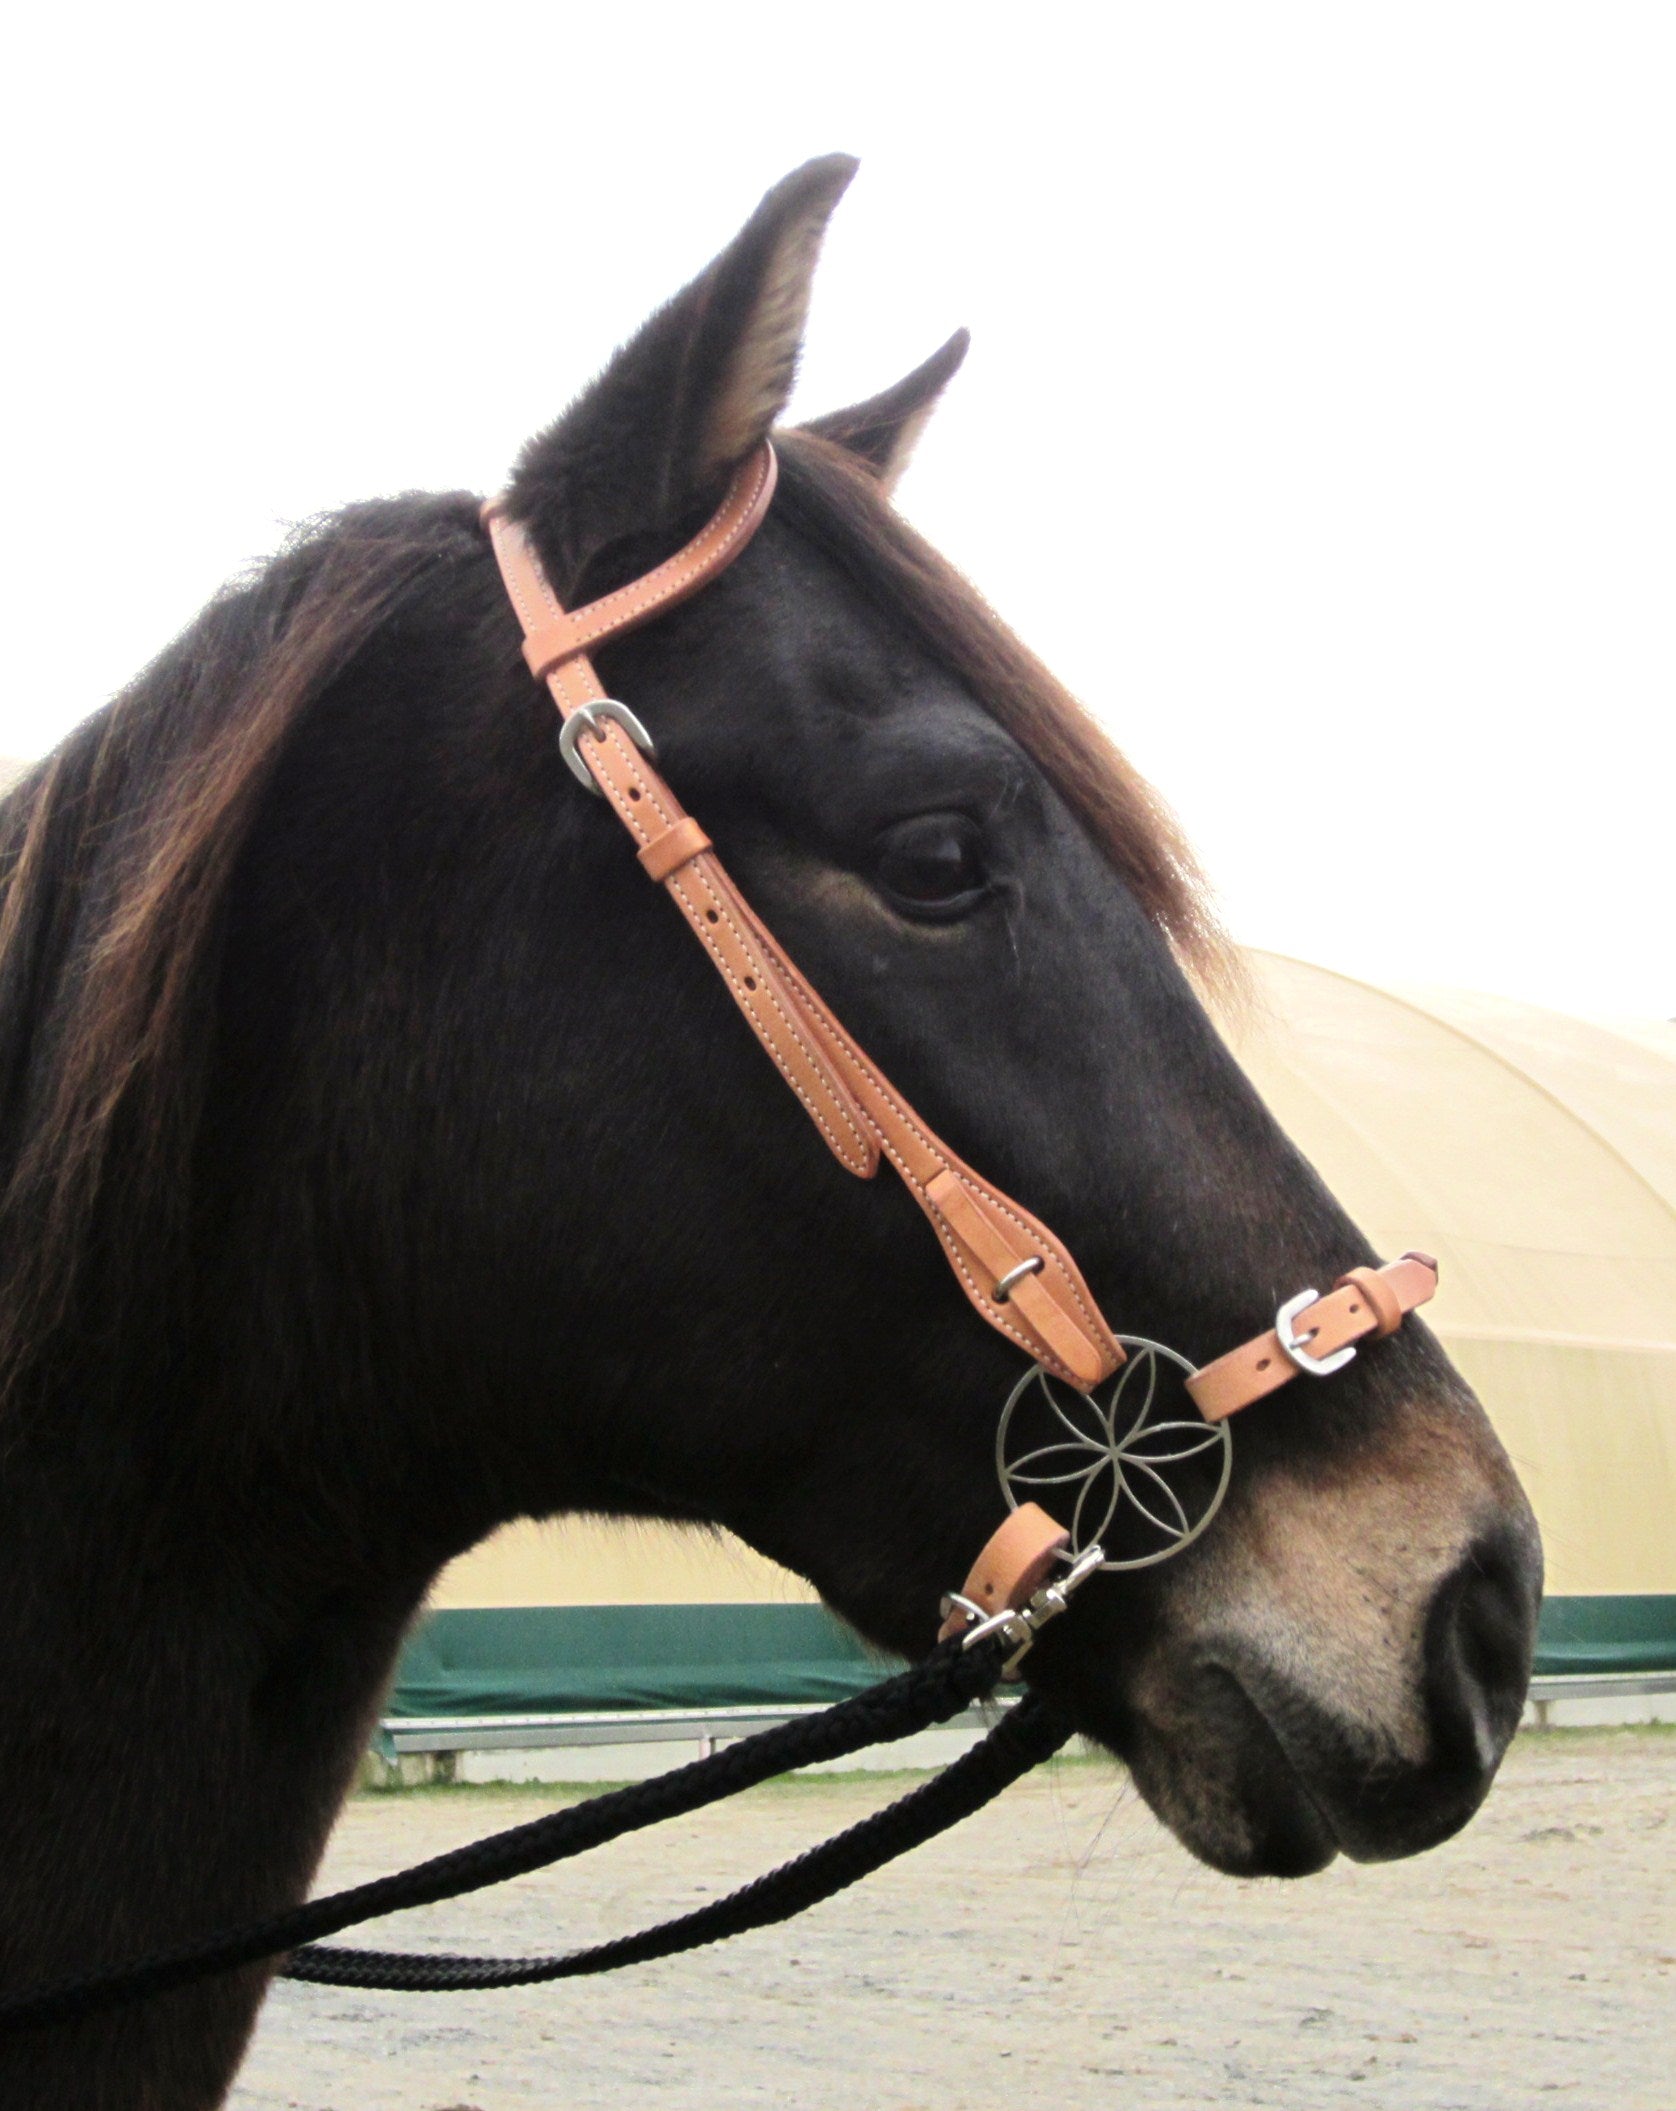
800 330 970 493
510 155 857 582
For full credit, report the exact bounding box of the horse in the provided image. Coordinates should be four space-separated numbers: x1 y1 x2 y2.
0 155 1541 2109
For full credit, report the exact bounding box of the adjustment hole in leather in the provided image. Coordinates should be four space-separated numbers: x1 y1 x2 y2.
1257 1357 1271 1371
706 910 719 924
744 975 757 991
628 787 641 801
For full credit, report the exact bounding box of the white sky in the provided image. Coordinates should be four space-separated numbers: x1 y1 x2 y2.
5 4 1671 1019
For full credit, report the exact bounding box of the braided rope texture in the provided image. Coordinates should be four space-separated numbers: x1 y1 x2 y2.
285 1691 1073 1990
0 1639 1013 2038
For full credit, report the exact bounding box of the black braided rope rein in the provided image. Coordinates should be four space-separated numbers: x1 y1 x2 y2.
288 1690 1071 1991
0 1631 1066 2037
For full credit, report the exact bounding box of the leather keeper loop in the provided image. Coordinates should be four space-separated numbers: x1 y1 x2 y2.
1336 1264 1403 1338
637 818 712 885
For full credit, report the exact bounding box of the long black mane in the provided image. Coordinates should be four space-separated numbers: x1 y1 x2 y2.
0 495 480 1420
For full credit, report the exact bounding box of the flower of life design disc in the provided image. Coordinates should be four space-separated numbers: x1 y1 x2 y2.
996 1337 1233 1571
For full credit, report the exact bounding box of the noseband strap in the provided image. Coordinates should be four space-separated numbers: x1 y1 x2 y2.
1186 1252 1439 1420
483 444 1124 1389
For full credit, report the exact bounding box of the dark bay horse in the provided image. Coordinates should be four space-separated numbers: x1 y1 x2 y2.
0 157 1540 2108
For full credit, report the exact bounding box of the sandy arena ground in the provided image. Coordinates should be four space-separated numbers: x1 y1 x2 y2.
232 1727 1673 2111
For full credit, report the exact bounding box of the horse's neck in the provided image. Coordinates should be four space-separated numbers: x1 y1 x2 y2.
0 1426 428 2110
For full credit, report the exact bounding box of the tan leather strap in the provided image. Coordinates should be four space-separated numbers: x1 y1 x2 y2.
637 817 712 884
482 445 1124 1388
1185 1252 1439 1422
515 450 781 681
722 885 1121 1386
937 1503 1071 1643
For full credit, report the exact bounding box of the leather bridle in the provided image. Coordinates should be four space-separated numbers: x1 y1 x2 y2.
0 446 1457 2052
483 442 1437 1649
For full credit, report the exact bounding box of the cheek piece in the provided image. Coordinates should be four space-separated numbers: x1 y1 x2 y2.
484 444 1438 1670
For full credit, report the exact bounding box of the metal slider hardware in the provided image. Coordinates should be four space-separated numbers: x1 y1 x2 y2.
943 1544 1106 1679
1274 1288 1357 1378
558 699 658 794
991 1256 1044 1304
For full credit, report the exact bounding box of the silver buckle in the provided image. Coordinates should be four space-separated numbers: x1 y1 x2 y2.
558 699 658 795
945 1543 1106 1680
1274 1288 1356 1378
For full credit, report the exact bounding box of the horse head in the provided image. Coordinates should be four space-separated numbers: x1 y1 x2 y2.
346 155 1535 1876
0 152 1541 2109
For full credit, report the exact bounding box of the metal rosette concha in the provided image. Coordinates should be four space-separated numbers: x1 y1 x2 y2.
996 1337 1233 1571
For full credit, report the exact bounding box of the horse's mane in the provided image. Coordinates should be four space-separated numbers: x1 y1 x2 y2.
0 495 480 1406
774 433 1235 992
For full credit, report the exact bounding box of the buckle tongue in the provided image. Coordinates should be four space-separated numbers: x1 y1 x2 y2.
1273 1288 1356 1378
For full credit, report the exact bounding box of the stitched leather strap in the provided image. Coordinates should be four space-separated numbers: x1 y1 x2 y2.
515 455 781 680
722 886 1121 1386
937 1504 1071 1643
1185 1252 1438 1421
482 445 1124 1389
637 817 712 884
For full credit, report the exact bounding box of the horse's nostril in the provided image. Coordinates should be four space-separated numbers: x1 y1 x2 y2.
1424 1528 1540 1770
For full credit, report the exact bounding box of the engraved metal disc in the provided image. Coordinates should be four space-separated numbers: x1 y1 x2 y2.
996 1337 1233 1572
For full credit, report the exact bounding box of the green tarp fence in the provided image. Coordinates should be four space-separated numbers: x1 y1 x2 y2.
1532 1594 1676 1676
387 1594 1676 1721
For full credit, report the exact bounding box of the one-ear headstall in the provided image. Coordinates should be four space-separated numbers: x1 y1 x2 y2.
483 448 1439 1667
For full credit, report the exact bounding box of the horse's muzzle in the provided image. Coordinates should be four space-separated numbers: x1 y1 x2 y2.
1034 1464 1543 1879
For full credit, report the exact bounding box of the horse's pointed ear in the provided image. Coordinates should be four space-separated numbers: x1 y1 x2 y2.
511 155 858 582
800 330 970 493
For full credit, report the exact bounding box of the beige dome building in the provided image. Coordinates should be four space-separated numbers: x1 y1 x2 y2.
407 952 1674 1720
1226 954 1673 1622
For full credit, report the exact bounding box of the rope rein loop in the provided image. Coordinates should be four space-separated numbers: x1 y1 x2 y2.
0 1634 1034 2037
284 1694 1073 1993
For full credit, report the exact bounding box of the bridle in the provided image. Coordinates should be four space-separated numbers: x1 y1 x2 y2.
482 440 1439 1661
0 442 1446 2039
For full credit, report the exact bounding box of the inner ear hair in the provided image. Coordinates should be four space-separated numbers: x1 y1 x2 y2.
800 329 971 493
694 155 860 484
509 157 861 592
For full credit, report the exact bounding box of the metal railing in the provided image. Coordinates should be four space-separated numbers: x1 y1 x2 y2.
380 1672 1674 1759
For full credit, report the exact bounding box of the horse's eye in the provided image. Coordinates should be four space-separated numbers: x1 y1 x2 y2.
873 812 989 917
